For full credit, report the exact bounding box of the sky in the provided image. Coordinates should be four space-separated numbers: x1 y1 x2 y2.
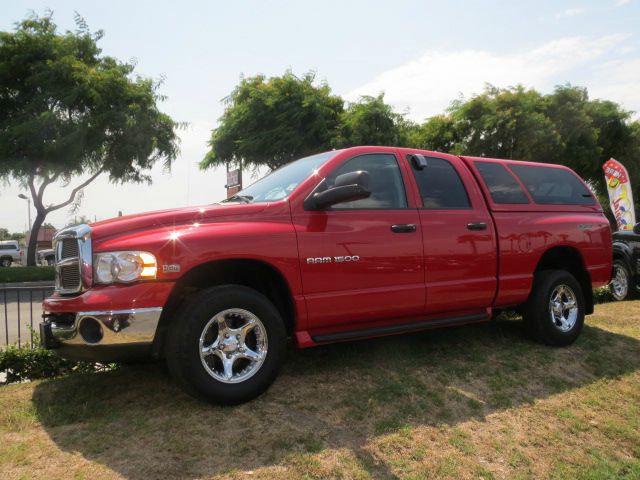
1 0 640 232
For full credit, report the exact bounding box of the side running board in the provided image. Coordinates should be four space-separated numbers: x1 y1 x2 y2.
311 312 489 343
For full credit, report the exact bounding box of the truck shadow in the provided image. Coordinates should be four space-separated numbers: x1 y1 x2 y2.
31 317 640 479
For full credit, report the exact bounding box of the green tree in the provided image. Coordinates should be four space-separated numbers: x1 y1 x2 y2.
10 232 26 243
411 84 640 202
543 86 602 186
0 229 26 242
450 85 562 161
407 114 459 152
201 71 343 171
333 94 410 148
0 13 179 265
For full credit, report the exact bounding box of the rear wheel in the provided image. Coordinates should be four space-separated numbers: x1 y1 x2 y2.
523 270 585 346
0 257 11 267
610 259 634 301
165 285 286 405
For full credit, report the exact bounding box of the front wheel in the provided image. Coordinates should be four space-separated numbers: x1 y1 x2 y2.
522 270 585 346
0 258 11 267
165 285 286 405
610 259 634 301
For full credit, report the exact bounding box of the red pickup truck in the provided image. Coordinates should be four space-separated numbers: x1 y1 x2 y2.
41 146 612 404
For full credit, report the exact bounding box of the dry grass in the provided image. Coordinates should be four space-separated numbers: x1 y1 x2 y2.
1 301 640 479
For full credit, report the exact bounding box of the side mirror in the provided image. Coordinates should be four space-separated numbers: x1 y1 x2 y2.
634 223 640 235
409 154 428 170
306 170 371 210
334 170 370 189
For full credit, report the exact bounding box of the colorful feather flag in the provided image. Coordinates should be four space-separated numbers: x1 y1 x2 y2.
603 158 636 231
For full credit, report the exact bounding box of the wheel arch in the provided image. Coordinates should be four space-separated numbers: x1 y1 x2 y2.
612 241 633 266
533 246 594 315
152 258 296 356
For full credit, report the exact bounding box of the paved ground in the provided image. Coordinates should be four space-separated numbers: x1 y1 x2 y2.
1 288 53 347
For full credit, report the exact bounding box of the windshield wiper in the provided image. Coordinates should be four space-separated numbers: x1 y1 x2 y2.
222 194 253 204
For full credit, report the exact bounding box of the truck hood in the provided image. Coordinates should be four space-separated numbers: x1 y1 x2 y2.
89 203 268 240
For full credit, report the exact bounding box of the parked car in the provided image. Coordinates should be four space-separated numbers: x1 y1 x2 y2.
37 248 56 266
40 146 613 404
610 224 640 300
0 240 23 267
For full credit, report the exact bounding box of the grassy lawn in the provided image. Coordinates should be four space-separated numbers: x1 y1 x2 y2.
1 302 639 479
0 266 54 283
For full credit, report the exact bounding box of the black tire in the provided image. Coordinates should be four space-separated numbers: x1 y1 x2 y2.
522 270 585 346
610 259 634 301
165 285 286 405
0 257 11 267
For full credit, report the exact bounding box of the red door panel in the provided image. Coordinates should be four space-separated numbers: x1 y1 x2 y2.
403 152 498 314
293 210 424 329
419 209 497 313
292 151 425 331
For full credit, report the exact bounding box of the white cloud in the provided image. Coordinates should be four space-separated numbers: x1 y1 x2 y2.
344 34 638 121
555 7 586 18
615 0 631 6
589 58 640 114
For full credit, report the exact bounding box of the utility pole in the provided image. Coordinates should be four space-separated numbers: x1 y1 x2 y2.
17 193 31 230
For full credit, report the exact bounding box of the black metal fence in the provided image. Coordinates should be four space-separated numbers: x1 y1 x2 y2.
1 286 54 349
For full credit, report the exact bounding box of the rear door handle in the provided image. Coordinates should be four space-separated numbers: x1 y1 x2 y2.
467 222 487 231
391 224 417 233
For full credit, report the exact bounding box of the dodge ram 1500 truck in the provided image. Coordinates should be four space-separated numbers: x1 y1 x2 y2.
40 146 613 404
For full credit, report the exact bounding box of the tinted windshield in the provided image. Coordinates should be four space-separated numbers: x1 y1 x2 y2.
222 151 337 203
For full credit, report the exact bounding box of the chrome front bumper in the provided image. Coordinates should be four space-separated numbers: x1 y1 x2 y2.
43 307 162 347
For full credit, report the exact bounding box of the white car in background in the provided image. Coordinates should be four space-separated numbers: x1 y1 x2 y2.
38 248 56 266
0 240 23 267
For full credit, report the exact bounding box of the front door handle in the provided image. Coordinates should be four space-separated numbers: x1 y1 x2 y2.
391 224 417 233
467 222 487 231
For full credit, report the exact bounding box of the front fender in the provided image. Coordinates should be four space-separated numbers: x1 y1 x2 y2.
92 211 303 296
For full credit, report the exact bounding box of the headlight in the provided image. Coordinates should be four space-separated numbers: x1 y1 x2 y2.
94 251 157 284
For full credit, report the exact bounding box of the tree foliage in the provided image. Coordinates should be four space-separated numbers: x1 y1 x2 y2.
201 71 343 171
410 84 640 196
0 13 180 264
204 74 639 218
0 229 26 242
333 94 411 148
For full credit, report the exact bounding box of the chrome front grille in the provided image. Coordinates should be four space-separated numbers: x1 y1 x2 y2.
61 239 79 259
59 264 81 289
53 224 93 295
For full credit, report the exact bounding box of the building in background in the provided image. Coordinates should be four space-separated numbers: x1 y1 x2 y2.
25 226 56 250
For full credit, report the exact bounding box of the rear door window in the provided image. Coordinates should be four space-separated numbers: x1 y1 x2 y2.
411 157 471 209
509 164 595 205
474 162 529 204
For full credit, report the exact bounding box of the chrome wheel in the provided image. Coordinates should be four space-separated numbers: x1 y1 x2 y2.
548 284 578 332
199 308 268 384
611 264 629 301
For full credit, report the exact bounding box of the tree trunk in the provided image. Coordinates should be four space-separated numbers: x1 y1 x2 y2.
26 210 46 267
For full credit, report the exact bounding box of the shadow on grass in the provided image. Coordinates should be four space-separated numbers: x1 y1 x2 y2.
31 318 640 479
